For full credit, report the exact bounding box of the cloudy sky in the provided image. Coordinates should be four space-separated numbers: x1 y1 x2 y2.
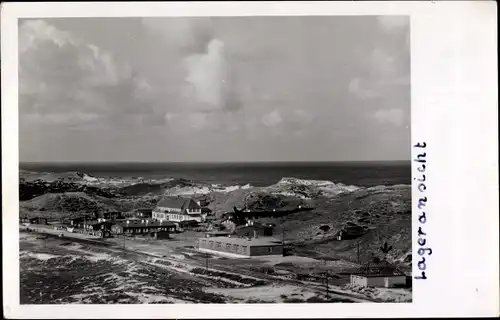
18 16 410 162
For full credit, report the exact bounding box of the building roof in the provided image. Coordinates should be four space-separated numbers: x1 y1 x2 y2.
156 196 201 210
352 261 405 277
199 236 283 247
114 221 176 228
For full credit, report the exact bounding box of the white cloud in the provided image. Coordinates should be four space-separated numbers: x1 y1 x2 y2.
349 46 409 101
262 110 282 127
18 19 156 127
376 16 409 34
373 108 405 126
348 78 381 100
184 39 226 110
19 20 76 53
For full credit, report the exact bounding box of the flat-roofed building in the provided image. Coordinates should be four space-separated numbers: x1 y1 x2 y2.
196 236 283 258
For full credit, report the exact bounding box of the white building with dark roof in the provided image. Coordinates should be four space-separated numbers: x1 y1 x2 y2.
350 260 408 288
153 196 202 222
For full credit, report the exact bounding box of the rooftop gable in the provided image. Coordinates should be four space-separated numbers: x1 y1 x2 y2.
156 196 201 210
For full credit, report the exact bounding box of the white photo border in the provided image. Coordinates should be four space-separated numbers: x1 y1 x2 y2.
2 1 498 318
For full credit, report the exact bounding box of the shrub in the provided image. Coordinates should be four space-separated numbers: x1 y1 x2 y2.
319 225 330 232
283 298 305 303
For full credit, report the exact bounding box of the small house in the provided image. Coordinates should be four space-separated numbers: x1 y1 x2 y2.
350 261 407 288
234 221 274 238
205 231 232 238
201 207 213 222
95 211 123 222
69 216 93 227
134 208 153 219
336 225 365 240
19 217 30 224
176 219 200 231
111 220 176 238
194 195 210 207
28 217 48 225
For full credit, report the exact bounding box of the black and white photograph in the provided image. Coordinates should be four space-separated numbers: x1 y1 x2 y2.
16 15 412 304
2 1 498 317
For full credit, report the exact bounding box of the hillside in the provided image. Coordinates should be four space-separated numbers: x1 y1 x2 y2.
271 185 411 265
19 192 162 219
18 172 411 265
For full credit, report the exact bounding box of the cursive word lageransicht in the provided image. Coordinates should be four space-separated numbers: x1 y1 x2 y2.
414 142 432 280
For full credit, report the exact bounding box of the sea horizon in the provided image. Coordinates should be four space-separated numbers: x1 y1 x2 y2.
19 160 411 188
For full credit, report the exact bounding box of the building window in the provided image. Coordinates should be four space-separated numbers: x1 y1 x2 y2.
226 243 231 250
233 244 239 251
216 242 222 249
209 241 214 248
242 246 248 254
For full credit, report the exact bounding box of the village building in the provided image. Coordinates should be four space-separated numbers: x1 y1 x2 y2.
201 207 214 221
196 236 284 258
19 217 30 224
69 216 93 227
83 221 112 232
95 211 123 222
336 225 366 240
204 230 232 238
350 261 407 288
111 220 176 239
152 196 203 223
20 217 48 225
194 195 210 207
133 208 153 219
234 221 274 238
176 219 200 231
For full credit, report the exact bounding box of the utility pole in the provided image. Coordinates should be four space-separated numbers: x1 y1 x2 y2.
357 240 360 264
205 252 209 272
325 270 329 301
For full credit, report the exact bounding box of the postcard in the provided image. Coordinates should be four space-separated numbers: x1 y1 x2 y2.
1 1 498 318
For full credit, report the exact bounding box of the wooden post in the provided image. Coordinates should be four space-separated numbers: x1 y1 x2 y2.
325 270 329 301
357 241 360 264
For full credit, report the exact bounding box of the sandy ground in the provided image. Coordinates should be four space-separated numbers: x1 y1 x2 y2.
19 226 409 304
19 230 343 304
206 284 318 303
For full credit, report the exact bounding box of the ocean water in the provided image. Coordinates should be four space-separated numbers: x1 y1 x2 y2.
20 162 410 188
